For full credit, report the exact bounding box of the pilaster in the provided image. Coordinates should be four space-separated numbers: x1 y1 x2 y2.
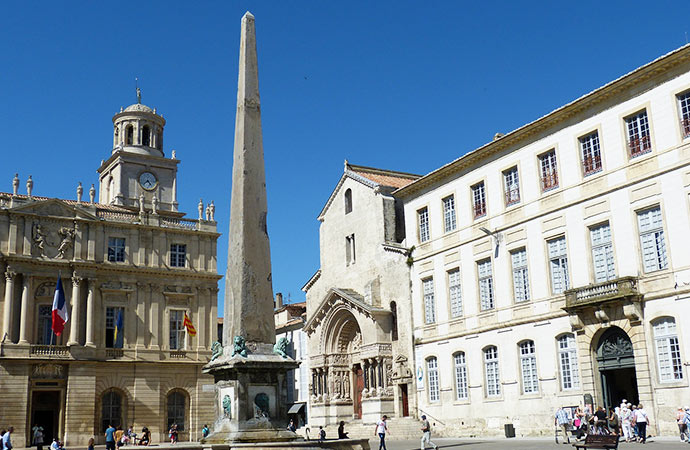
18 274 31 344
85 278 97 347
2 267 17 342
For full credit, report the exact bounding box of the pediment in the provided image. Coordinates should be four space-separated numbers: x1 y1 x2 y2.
11 198 97 220
304 287 390 335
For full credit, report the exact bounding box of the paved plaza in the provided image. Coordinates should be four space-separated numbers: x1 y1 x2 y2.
11 438 690 450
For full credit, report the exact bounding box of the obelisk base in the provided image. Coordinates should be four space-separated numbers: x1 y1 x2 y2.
202 344 300 444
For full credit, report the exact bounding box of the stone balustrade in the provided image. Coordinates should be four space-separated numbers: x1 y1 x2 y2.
564 276 640 310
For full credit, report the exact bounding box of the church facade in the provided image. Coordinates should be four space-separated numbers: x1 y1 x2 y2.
0 97 221 445
305 44 690 437
303 164 419 426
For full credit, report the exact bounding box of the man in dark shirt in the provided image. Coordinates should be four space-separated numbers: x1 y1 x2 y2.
594 407 608 431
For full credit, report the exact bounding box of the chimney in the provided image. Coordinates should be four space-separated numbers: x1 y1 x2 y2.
275 292 283 310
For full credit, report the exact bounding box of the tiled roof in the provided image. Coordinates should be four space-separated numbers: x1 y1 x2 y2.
347 164 420 189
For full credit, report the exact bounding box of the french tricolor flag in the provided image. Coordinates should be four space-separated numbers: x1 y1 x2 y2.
52 275 69 336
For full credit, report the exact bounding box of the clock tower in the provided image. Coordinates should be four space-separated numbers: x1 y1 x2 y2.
97 91 180 213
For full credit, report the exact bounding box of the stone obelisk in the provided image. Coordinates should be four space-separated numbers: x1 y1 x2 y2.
203 12 298 444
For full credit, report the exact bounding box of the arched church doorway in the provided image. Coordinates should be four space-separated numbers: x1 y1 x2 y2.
595 326 638 409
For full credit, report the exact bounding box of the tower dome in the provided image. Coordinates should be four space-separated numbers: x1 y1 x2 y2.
112 90 166 157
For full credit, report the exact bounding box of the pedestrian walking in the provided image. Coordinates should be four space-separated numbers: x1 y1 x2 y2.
678 407 688 442
420 415 438 450
621 403 633 442
682 407 690 443
87 438 95 450
318 426 325 442
105 424 116 450
1 427 13 450
202 424 210 439
169 424 178 444
374 415 388 450
555 407 570 444
32 424 44 450
634 404 650 443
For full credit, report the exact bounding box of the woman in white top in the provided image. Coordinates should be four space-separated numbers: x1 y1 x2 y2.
634 404 649 443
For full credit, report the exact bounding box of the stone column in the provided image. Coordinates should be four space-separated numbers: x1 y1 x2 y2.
18 275 31 344
2 268 16 342
85 279 97 347
150 284 161 349
136 282 147 349
67 274 82 346
363 360 369 389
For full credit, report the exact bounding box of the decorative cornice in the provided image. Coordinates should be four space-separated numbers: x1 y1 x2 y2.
395 44 690 199
304 287 391 335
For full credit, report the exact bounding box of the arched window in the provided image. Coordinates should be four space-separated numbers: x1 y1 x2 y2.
167 391 186 431
390 301 398 341
483 346 500 397
557 333 580 390
453 352 468 400
101 390 122 432
142 125 151 146
426 357 439 402
125 125 134 145
344 188 352 214
652 317 683 382
519 340 538 394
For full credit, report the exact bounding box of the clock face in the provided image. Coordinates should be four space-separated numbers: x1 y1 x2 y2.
139 171 158 190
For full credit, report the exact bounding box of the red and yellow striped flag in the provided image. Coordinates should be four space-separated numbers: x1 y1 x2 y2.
183 313 197 337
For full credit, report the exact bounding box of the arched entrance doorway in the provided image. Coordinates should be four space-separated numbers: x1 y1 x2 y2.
595 326 639 409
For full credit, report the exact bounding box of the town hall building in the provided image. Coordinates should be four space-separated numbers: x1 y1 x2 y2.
0 95 221 446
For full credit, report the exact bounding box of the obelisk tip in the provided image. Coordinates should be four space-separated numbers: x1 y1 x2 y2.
243 11 255 21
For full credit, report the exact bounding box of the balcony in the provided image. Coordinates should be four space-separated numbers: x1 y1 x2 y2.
564 276 640 310
30 345 70 358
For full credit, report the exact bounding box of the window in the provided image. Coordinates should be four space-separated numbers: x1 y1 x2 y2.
539 150 559 191
519 340 539 394
580 131 602 176
448 269 463 318
484 346 500 397
418 207 430 242
558 334 580 390
157 131 163 149
679 91 690 138
426 357 440 402
590 223 615 282
125 125 133 145
344 188 352 214
626 110 651 157
170 243 186 268
101 390 122 432
511 248 530 302
477 259 494 311
345 234 356 265
503 167 520 206
169 310 186 350
653 318 683 382
422 278 436 324
472 182 486 218
142 125 151 146
37 305 54 345
390 302 398 341
453 352 468 400
105 307 124 348
108 237 126 262
442 195 457 233
548 237 569 294
167 391 186 431
637 207 667 272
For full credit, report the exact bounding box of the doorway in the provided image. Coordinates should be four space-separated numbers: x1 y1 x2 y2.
31 391 61 444
595 326 639 410
353 365 364 419
399 384 409 417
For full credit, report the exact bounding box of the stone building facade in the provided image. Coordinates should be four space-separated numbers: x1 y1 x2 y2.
395 44 690 436
302 163 419 426
0 98 221 445
274 295 309 426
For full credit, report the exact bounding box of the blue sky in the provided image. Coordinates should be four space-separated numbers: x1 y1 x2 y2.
2 1 689 313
